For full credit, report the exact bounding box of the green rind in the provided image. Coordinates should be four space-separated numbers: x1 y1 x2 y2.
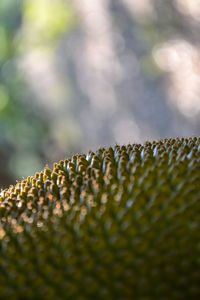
0 137 200 299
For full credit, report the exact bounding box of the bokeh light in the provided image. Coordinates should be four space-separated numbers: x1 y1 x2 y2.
0 0 200 188
153 40 200 118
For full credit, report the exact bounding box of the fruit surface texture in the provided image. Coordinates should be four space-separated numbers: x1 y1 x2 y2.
0 137 200 299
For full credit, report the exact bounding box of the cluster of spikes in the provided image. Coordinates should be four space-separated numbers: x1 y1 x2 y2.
0 136 200 299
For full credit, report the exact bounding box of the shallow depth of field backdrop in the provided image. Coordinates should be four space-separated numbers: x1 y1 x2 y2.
0 0 200 188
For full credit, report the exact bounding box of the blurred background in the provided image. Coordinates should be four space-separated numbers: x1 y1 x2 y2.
0 0 200 188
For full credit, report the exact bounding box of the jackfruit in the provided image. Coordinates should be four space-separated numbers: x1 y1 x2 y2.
0 137 200 299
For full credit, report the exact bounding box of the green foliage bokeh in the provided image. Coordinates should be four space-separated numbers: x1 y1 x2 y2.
0 0 77 187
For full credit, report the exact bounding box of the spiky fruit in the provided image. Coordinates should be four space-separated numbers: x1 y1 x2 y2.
0 137 200 299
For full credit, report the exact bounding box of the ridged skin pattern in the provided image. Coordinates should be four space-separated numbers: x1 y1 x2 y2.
0 137 200 299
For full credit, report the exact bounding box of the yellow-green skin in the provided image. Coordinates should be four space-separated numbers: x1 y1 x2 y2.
0 137 200 299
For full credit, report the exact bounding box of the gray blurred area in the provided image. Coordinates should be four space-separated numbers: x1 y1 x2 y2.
0 0 200 188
